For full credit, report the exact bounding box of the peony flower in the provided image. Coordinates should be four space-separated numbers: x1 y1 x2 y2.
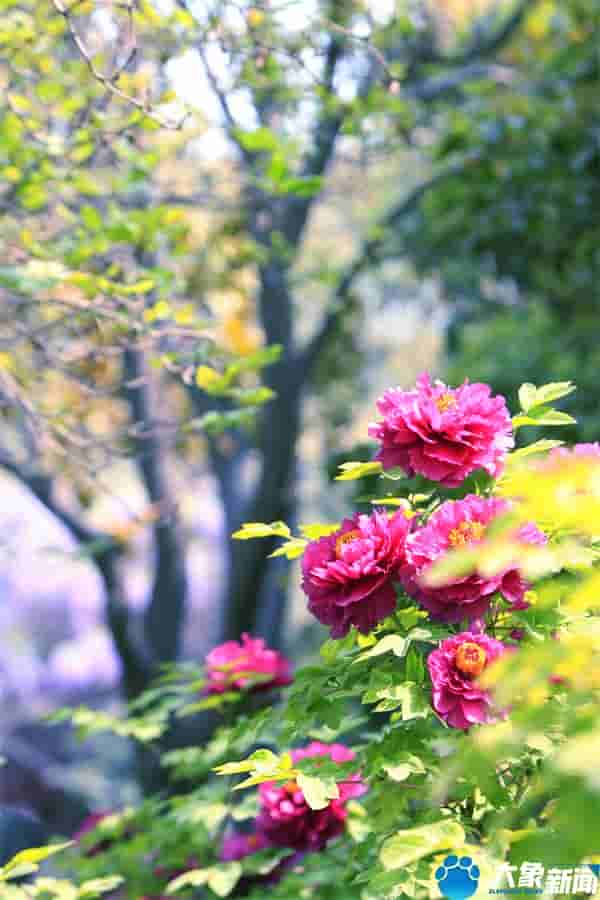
369 373 513 487
205 633 292 694
301 510 411 638
402 495 546 624
220 831 272 862
548 442 600 462
72 809 135 857
428 631 509 729
220 830 301 893
257 742 366 852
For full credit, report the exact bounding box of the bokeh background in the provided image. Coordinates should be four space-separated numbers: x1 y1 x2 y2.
0 0 597 838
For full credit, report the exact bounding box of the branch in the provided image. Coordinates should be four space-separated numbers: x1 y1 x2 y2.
426 0 532 66
407 62 518 102
302 164 465 374
50 0 187 129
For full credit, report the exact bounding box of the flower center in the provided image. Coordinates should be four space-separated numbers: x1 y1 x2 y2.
247 834 259 848
283 781 299 795
335 529 361 557
455 642 487 677
435 392 457 413
448 519 486 547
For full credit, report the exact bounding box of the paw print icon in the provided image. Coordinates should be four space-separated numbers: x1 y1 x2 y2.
435 855 480 899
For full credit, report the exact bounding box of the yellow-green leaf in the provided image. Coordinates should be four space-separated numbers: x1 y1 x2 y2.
380 820 465 870
335 461 383 481
232 521 291 540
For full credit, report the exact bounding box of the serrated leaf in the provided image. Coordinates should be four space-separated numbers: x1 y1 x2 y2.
214 748 280 776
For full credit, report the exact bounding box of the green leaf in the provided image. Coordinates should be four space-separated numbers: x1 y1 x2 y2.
79 877 126 897
269 537 308 559
384 753 427 783
518 382 539 412
234 127 278 153
80 205 103 231
354 634 408 663
166 869 208 894
509 439 565 459
207 863 243 897
296 773 339 810
370 682 430 718
277 175 323 197
0 842 73 881
513 409 577 428
232 386 276 407
335 461 383 481
534 381 576 406
214 748 281 776
232 521 291 540
380 819 465 870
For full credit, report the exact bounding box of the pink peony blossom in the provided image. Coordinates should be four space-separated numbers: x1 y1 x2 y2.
301 510 411 638
549 442 600 462
428 631 509 729
402 495 546 624
369 373 513 487
205 633 292 694
257 742 366 852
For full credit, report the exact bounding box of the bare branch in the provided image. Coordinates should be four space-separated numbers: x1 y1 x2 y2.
425 0 532 66
50 0 188 129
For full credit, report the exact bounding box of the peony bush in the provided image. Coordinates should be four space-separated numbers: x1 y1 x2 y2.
45 375 600 899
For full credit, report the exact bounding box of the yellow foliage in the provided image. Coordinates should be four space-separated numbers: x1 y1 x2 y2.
525 0 556 41
222 314 262 356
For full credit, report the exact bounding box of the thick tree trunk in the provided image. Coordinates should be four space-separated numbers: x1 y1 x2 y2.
219 348 303 644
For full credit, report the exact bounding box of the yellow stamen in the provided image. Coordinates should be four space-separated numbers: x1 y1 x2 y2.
448 520 486 547
435 392 457 413
335 529 361 557
283 781 299 794
455 642 487 677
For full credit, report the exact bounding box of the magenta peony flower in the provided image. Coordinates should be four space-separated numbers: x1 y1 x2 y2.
220 830 272 862
428 631 509 729
205 633 292 694
301 510 411 638
369 373 513 487
73 811 132 857
257 742 366 852
402 495 546 624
